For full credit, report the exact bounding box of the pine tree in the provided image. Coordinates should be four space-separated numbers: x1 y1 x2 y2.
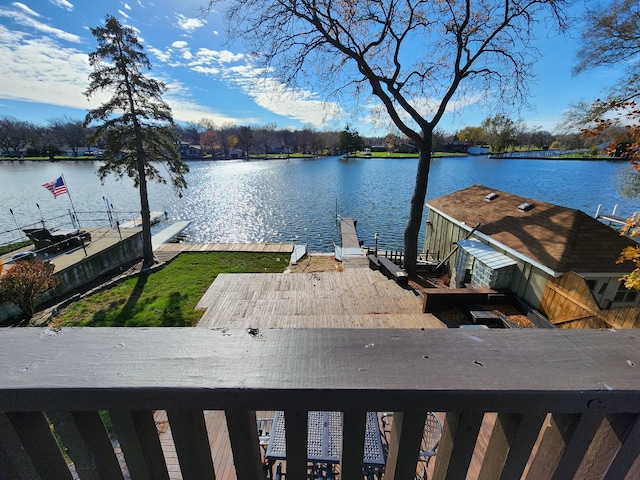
84 15 188 268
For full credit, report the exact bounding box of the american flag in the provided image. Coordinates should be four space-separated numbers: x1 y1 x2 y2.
42 176 68 198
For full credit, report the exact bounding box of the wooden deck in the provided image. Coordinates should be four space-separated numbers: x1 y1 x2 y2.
181 268 444 479
196 270 445 329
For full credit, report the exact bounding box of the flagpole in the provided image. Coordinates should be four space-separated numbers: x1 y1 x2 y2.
61 173 81 228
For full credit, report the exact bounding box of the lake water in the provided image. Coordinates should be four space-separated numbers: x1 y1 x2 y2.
0 156 636 252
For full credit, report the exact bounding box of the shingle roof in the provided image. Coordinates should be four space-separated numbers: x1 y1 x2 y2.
427 184 637 274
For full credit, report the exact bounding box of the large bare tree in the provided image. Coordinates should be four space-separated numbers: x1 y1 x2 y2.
208 0 568 275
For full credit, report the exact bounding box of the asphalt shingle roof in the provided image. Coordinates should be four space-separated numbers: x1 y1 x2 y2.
427 184 637 274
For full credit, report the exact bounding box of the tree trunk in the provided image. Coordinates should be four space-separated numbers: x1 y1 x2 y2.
403 133 433 277
137 155 154 269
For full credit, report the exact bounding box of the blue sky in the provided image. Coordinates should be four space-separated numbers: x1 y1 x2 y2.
0 0 619 136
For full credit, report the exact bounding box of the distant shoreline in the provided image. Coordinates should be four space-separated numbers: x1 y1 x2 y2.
0 152 629 162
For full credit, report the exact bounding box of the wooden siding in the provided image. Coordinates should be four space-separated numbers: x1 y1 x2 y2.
425 211 550 307
540 271 640 329
424 211 468 272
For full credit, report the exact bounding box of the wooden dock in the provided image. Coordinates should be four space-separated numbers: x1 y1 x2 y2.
153 242 294 262
120 211 167 228
338 217 369 268
151 221 191 250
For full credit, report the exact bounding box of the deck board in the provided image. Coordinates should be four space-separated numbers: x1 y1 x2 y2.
195 270 443 329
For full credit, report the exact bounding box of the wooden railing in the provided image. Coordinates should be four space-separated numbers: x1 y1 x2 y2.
1 327 639 479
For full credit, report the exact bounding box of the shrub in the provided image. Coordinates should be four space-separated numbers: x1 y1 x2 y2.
0 260 57 317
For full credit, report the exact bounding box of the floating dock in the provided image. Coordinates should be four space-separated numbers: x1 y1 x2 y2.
151 221 192 250
336 217 368 268
120 211 167 229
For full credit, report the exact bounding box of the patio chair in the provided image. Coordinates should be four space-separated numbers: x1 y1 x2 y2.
257 417 273 451
274 462 284 480
380 412 442 480
23 228 91 254
416 412 442 480
257 417 273 478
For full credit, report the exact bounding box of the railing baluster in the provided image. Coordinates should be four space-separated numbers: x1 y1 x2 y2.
6 411 73 480
605 414 640 479
524 413 580 480
72 411 125 479
575 413 637 478
477 412 546 480
110 410 170 480
341 410 366 478
432 411 484 480
553 413 605 479
477 413 523 480
225 409 264 480
498 413 546 479
383 411 426 480
284 410 308 479
167 409 216 480
47 410 103 480
0 412 41 479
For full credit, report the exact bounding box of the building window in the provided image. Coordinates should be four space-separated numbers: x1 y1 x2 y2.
614 284 638 304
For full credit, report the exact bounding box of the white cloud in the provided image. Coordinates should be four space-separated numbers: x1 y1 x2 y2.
123 3 132 10
148 46 172 63
0 6 81 43
11 3 41 17
171 40 188 49
184 47 341 126
195 48 245 64
175 14 205 33
118 9 131 19
192 65 220 75
239 76 342 125
48 0 73 11
0 25 104 110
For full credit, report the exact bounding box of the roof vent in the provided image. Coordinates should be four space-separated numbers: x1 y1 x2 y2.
517 202 535 212
485 192 499 201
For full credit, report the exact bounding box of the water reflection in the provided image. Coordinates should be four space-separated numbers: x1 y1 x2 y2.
0 156 635 252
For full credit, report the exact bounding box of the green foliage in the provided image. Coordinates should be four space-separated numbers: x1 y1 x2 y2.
481 114 521 153
52 252 285 328
84 15 188 193
84 15 189 267
338 125 365 153
0 260 57 317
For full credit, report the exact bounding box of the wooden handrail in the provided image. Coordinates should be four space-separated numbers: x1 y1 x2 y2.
0 327 639 479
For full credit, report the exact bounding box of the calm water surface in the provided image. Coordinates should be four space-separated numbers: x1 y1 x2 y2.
0 156 636 251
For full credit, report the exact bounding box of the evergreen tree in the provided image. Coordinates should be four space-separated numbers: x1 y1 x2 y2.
84 15 188 268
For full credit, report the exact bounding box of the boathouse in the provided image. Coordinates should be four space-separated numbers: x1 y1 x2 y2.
424 184 640 328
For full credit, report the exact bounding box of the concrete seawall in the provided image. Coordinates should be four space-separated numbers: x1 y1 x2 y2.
1 227 143 323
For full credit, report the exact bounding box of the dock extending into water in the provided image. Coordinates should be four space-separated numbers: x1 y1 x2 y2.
336 217 368 268
120 211 167 229
151 221 191 250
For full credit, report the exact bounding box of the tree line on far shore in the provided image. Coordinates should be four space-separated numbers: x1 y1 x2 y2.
0 113 625 160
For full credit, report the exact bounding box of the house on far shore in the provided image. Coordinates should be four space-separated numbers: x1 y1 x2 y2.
424 184 640 329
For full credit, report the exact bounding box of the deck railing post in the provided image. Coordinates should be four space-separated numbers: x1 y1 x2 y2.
226 410 265 480
383 411 425 480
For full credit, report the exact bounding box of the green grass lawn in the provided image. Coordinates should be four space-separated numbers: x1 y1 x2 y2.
0 241 32 256
51 252 286 328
